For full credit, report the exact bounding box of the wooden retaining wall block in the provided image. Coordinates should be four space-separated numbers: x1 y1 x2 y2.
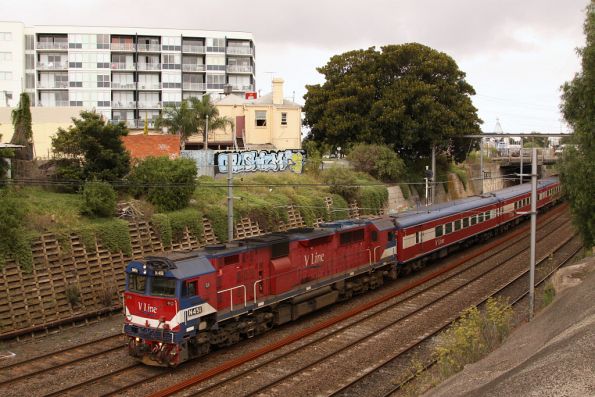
235 217 263 239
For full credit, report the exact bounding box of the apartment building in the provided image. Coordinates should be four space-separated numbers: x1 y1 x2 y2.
0 21 255 128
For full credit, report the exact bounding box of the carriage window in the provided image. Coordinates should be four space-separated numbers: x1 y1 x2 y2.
387 232 395 241
151 277 177 297
128 273 146 293
340 229 365 245
455 219 462 231
485 211 490 220
470 216 477 225
183 280 197 297
415 232 421 244
463 218 469 228
435 225 443 237
371 231 378 242
478 212 484 222
445 223 452 234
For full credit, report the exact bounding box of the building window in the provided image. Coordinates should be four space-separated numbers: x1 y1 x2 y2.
25 35 34 50
255 111 267 127
97 74 110 88
0 52 12 62
281 112 287 126
0 71 12 80
162 53 181 69
96 34 109 49
25 73 35 89
0 32 12 41
25 54 34 69
206 37 225 52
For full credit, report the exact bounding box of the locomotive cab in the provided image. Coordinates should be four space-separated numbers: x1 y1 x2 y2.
123 255 217 366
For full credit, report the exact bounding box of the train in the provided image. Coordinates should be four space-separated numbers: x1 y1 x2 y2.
123 177 562 366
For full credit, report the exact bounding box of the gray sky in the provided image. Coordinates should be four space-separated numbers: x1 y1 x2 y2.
1 0 588 132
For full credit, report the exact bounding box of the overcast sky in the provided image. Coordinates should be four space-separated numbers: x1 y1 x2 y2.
1 0 588 133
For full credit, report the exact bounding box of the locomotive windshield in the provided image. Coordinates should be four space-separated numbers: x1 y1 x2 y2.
128 273 147 293
151 277 177 297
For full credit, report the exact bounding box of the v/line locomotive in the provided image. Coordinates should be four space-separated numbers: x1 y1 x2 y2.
124 177 562 366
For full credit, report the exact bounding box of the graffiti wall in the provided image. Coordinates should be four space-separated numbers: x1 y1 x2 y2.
216 149 305 174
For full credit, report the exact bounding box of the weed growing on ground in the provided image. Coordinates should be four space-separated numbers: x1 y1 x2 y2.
542 283 556 307
65 284 81 307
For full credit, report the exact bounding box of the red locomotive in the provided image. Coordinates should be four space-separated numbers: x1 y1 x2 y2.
124 177 562 366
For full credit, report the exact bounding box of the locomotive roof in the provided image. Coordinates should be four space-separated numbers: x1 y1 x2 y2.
126 255 215 279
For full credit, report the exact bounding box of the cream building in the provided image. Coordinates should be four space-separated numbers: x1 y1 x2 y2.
186 78 301 150
0 106 82 159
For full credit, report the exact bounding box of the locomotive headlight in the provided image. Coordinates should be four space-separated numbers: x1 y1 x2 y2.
135 337 140 342
158 342 162 347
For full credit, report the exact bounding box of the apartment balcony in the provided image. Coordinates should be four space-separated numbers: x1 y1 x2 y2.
36 81 69 89
38 101 70 107
137 43 161 52
182 64 206 72
134 119 157 129
231 84 255 92
138 101 162 109
36 62 68 70
137 63 161 71
112 101 137 109
227 65 254 74
111 82 136 90
111 62 136 71
137 82 162 90
182 45 205 54
182 82 206 91
36 42 68 50
110 119 137 128
111 43 136 51
226 46 254 56
206 83 226 90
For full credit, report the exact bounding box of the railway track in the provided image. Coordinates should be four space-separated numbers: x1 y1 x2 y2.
331 234 583 397
0 333 123 387
9 205 565 397
140 207 572 397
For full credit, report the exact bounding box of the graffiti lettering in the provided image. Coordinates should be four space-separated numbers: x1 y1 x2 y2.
216 150 305 174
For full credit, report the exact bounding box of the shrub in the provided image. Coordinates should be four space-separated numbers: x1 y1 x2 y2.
0 189 33 270
435 297 513 377
128 157 197 211
347 143 405 182
151 209 205 247
81 180 117 218
78 219 132 256
65 284 81 307
322 167 359 202
151 213 172 246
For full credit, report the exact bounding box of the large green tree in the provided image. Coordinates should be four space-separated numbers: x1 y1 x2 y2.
304 43 482 163
559 2 594 248
156 95 234 149
52 111 131 184
10 93 34 160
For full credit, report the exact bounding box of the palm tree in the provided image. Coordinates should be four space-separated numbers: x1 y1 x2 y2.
188 95 234 149
155 100 197 149
157 95 234 150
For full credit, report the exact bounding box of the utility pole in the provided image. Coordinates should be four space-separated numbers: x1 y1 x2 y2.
227 151 234 242
424 166 430 206
528 147 537 320
479 137 484 194
431 146 436 205
520 138 524 184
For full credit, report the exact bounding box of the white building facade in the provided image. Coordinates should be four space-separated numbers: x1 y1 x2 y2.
0 21 255 128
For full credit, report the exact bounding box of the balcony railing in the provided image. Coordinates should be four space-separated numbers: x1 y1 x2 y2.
111 43 136 51
37 62 68 70
36 42 68 50
111 62 136 70
137 63 161 71
231 84 255 91
138 102 162 109
137 82 162 90
182 82 206 91
110 119 137 128
37 81 69 89
112 101 137 109
137 43 161 52
38 101 70 107
207 83 226 90
226 46 253 56
182 64 206 72
111 82 136 89
182 45 205 54
227 65 253 73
